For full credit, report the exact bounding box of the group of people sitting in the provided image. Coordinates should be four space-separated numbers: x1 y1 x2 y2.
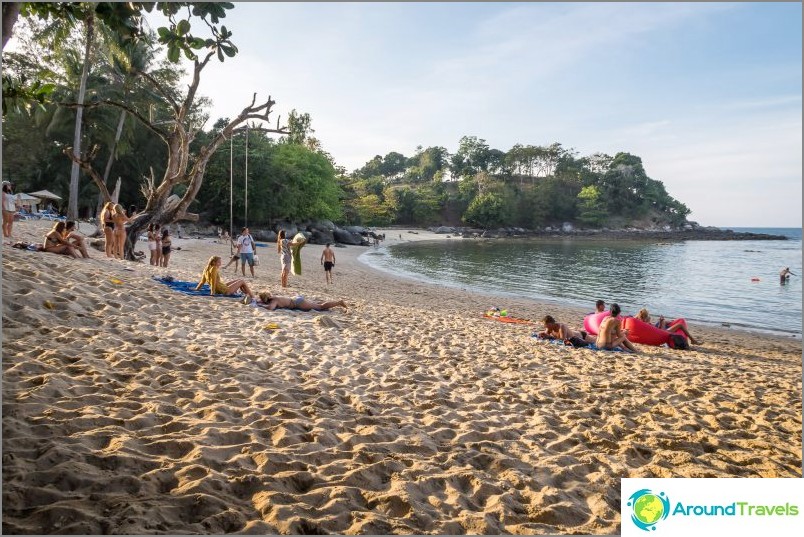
537 299 700 353
195 255 348 312
40 220 90 259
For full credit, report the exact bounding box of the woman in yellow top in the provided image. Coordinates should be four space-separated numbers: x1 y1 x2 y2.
195 255 256 303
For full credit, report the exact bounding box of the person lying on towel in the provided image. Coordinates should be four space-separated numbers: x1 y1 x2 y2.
538 315 595 344
256 291 347 312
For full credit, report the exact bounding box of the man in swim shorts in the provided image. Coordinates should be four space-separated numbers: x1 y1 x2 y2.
321 243 336 284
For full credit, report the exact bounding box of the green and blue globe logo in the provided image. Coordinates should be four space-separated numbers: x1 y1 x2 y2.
627 489 671 531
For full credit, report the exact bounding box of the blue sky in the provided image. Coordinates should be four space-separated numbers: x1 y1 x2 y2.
160 2 801 227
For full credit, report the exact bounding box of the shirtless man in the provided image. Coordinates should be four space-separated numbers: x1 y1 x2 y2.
538 315 594 343
321 243 336 284
596 303 638 353
257 291 347 312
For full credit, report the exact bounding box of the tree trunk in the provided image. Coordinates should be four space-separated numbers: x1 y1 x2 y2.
96 109 126 220
1 2 21 50
68 14 94 220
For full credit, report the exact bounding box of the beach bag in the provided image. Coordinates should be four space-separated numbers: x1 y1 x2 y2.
253 254 260 266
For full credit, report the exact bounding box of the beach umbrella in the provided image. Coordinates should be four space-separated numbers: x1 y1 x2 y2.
29 189 62 201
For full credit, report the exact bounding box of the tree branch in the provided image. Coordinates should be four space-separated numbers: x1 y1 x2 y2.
62 144 113 202
61 99 169 142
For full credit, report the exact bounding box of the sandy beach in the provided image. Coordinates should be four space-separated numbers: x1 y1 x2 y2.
2 219 801 534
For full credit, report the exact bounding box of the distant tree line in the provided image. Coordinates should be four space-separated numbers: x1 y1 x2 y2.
2 3 690 233
341 136 691 230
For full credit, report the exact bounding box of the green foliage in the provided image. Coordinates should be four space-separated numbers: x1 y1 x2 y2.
463 192 507 228
577 185 608 227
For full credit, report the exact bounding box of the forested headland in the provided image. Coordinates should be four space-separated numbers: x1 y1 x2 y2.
3 2 692 237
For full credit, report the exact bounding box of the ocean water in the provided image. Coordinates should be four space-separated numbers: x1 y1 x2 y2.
359 228 803 337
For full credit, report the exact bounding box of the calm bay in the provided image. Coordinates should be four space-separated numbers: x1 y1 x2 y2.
360 228 802 337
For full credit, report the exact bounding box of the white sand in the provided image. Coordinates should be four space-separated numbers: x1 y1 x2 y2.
2 220 801 534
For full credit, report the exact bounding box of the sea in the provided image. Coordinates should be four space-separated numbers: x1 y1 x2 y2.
359 227 803 338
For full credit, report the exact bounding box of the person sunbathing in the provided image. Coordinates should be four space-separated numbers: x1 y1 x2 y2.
596 303 638 353
195 255 255 302
43 221 80 258
256 291 347 312
538 315 594 343
636 308 701 345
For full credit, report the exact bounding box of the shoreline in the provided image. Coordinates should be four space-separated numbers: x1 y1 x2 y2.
2 220 802 534
366 228 802 340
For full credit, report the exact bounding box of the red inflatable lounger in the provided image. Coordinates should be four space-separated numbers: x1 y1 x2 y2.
621 317 689 347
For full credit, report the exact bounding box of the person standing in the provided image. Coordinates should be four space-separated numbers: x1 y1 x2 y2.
99 201 116 258
277 229 292 288
160 228 172 267
236 227 256 277
2 181 17 240
780 267 795 285
321 243 336 284
111 204 129 259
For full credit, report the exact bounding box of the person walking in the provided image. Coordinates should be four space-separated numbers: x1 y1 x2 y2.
236 227 257 277
321 243 336 284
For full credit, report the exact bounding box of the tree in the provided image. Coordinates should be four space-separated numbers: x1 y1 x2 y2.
577 185 608 227
62 3 289 258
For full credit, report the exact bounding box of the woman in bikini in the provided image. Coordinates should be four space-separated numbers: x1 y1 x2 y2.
111 204 129 259
256 291 347 312
596 303 639 353
160 228 172 267
195 256 255 301
43 221 80 258
99 202 116 258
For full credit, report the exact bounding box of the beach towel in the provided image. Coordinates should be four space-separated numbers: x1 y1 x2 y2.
152 276 241 299
482 313 537 325
531 333 623 352
291 233 306 276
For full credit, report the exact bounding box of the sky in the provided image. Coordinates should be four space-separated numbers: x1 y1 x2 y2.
160 2 801 227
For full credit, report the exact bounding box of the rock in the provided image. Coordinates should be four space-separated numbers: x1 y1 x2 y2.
333 229 364 245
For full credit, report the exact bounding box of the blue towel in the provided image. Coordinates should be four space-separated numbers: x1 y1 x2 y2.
152 277 241 298
255 242 270 248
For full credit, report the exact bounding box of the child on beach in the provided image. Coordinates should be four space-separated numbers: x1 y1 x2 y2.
321 243 336 284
